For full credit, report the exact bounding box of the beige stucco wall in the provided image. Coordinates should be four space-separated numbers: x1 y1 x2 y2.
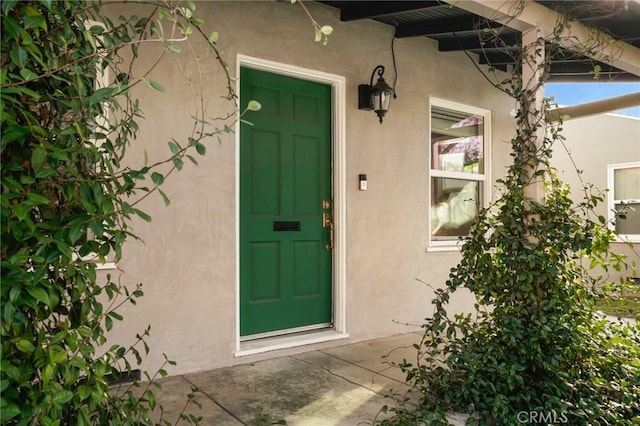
101 1 516 376
553 112 640 282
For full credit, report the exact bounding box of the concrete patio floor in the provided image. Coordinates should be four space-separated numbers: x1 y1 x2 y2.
148 332 468 425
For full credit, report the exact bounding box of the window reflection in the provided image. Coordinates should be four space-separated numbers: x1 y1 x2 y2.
431 107 484 174
430 178 480 240
429 103 488 242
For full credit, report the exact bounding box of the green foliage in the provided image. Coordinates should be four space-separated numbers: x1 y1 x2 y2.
249 406 288 426
293 0 333 45
1 0 234 423
378 11 640 426
594 290 640 318
382 133 640 426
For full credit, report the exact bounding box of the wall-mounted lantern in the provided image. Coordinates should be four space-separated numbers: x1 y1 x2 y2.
358 65 394 124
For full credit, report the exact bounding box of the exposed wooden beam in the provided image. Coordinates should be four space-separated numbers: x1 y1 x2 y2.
547 91 640 121
441 0 640 77
548 61 620 75
478 51 517 65
395 15 503 38
437 31 520 51
547 72 639 82
338 1 439 21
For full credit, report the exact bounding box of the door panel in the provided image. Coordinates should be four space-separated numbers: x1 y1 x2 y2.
240 67 332 337
249 130 281 216
294 135 321 215
249 242 281 302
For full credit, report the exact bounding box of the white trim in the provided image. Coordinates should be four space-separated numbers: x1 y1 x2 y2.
71 252 117 270
240 322 331 342
441 0 640 77
607 161 640 243
236 329 349 357
427 97 492 251
234 55 348 355
96 262 117 270
70 20 116 270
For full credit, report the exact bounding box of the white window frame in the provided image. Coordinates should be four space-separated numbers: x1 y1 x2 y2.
73 20 116 270
607 161 640 243
428 98 491 251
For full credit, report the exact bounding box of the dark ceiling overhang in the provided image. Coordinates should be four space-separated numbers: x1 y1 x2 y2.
319 0 640 82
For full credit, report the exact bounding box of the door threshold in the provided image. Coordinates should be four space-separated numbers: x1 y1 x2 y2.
240 323 331 342
236 329 349 357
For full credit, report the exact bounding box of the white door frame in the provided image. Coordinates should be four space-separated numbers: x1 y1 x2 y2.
235 55 348 355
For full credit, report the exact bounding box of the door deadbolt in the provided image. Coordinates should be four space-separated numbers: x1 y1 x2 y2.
322 212 332 228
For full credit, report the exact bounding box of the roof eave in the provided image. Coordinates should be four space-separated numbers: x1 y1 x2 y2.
441 0 640 77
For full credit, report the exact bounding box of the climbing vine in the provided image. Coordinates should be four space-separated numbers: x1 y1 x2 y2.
379 4 639 426
0 0 250 423
1 0 332 423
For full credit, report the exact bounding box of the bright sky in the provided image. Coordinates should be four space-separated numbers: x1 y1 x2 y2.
545 82 640 117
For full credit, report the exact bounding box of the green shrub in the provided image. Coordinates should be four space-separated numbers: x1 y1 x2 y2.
379 13 640 426
1 1 230 423
381 129 640 426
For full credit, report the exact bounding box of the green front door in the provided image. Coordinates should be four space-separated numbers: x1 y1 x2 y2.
240 67 332 337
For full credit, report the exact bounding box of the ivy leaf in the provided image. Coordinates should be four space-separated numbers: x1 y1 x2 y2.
186 154 198 165
246 100 261 111
168 140 180 155
158 188 171 206
89 87 117 107
164 42 182 54
16 339 35 354
89 24 105 35
142 77 166 93
0 404 19 421
27 286 51 306
26 192 51 206
172 157 184 171
133 208 152 222
69 224 84 245
52 390 74 405
320 25 333 36
134 17 149 28
14 203 31 221
23 14 45 30
151 172 164 185
177 21 192 36
31 146 46 172
49 349 68 364
19 68 38 80
77 385 92 401
10 46 27 68
55 240 72 261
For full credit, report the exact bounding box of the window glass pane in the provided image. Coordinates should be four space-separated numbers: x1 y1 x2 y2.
614 202 640 235
431 178 480 240
431 106 484 174
614 167 640 200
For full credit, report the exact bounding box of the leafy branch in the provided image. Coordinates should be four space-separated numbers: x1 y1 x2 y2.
379 3 639 425
291 0 333 45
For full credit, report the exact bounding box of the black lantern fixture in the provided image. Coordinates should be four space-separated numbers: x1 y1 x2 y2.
358 65 394 123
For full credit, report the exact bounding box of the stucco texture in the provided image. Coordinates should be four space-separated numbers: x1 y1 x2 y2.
101 1 515 376
553 113 640 281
